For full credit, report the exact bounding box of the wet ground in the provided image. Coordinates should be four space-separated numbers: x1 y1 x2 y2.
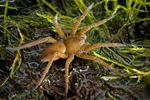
0 48 150 100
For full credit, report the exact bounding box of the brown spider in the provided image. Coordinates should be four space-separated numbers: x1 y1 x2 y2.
13 3 125 99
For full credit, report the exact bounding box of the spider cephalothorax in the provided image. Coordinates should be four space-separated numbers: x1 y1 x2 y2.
13 3 125 99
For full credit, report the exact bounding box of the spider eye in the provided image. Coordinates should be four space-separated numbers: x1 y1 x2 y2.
80 37 84 40
80 37 85 42
79 34 86 41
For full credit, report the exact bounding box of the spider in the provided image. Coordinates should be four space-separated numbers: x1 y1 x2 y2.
13 3 125 99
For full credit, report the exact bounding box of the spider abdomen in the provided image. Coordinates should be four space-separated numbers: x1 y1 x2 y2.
42 42 66 61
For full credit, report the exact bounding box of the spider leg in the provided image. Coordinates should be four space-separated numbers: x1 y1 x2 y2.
35 52 68 89
70 3 94 37
35 53 57 89
65 54 74 99
83 43 125 52
77 14 116 37
54 14 66 40
12 37 57 50
76 53 121 75
76 42 90 54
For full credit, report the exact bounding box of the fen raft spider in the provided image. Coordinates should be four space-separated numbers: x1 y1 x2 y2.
13 3 125 99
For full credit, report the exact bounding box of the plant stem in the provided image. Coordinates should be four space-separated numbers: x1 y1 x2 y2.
3 0 8 45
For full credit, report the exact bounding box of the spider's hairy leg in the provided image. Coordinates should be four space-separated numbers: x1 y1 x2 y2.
65 54 74 99
76 42 90 53
70 3 94 37
54 14 66 40
77 14 116 37
35 53 57 89
35 52 68 89
76 53 121 75
12 37 57 50
83 43 126 52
